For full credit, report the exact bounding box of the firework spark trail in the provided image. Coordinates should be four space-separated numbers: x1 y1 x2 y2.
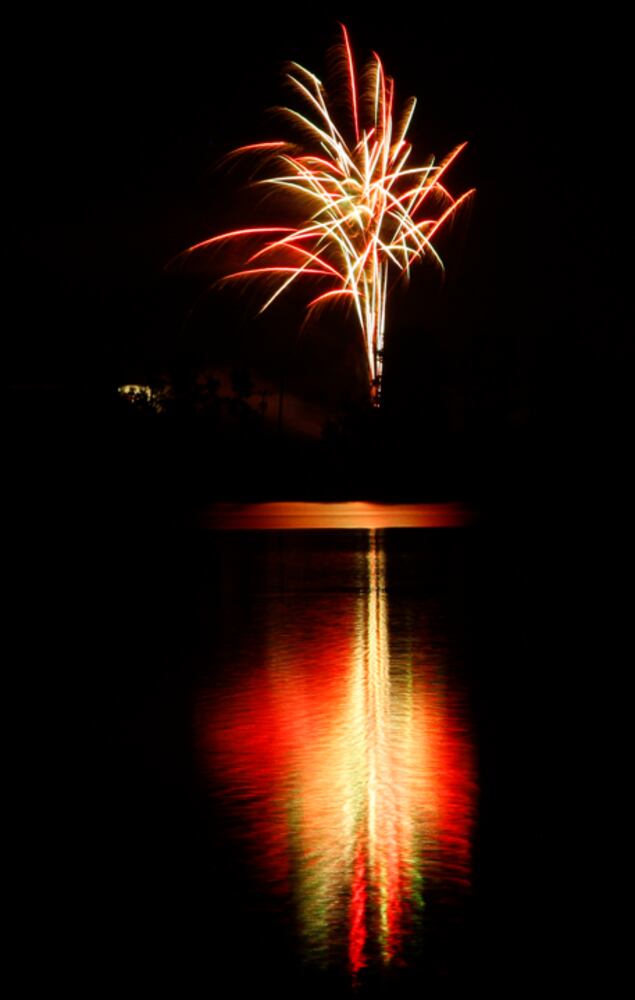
185 25 474 406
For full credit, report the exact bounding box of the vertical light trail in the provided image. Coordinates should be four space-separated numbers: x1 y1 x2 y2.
363 530 396 964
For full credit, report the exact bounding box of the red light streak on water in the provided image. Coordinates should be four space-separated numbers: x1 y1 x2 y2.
349 831 367 974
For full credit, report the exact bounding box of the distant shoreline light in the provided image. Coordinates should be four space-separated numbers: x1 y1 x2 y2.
201 502 471 530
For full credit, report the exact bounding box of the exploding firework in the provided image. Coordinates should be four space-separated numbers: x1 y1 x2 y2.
185 24 474 406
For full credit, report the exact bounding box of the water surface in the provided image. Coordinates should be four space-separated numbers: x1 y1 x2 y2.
195 515 475 992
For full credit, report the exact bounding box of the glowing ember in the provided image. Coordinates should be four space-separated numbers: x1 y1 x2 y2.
184 24 474 406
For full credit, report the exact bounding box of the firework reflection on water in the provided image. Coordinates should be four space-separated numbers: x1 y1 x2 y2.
197 525 475 979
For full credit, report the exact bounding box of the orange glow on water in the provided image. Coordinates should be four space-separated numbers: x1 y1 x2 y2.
202 501 470 530
199 530 474 973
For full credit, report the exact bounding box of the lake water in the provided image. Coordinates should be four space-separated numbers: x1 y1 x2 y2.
192 506 477 995
20 502 605 994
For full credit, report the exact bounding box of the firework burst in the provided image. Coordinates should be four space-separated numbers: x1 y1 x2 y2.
185 24 474 406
